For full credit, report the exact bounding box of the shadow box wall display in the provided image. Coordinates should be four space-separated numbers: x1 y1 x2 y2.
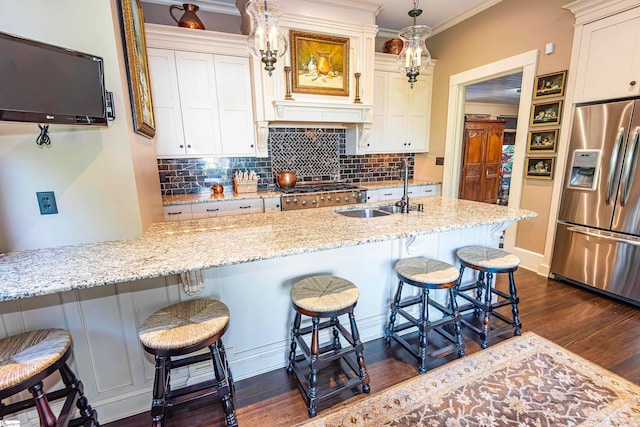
289 30 349 96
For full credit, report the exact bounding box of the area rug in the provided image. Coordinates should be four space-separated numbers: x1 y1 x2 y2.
295 332 640 426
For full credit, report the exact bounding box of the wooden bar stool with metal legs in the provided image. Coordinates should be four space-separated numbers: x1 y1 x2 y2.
385 257 466 374
138 299 237 427
455 246 522 349
0 328 99 427
287 275 370 418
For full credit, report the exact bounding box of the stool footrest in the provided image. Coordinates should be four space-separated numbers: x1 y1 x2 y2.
388 328 460 360
167 378 228 406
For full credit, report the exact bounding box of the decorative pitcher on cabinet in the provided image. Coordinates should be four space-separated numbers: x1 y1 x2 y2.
170 3 205 30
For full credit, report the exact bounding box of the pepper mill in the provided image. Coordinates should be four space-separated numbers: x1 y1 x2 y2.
169 3 205 30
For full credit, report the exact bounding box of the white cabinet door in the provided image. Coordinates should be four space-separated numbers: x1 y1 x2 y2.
175 51 223 156
214 55 257 156
163 205 193 221
574 7 640 103
148 48 258 158
263 197 282 212
362 54 433 154
147 49 186 157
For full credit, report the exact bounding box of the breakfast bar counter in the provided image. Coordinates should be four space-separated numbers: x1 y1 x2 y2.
0 197 534 302
0 197 535 424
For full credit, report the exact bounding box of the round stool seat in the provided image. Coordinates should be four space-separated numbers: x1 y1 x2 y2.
457 246 520 270
291 276 359 314
139 299 230 352
395 257 460 287
0 328 71 391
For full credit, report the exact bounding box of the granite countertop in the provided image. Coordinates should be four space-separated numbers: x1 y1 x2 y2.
0 197 535 302
162 179 441 206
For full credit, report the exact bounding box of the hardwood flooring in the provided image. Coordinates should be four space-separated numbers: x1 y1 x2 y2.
105 269 640 427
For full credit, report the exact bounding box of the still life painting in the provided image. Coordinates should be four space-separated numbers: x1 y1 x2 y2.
290 30 349 96
527 129 558 153
525 157 555 179
530 100 562 127
533 70 567 99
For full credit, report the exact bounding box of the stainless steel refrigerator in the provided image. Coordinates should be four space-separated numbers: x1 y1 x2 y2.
551 98 640 305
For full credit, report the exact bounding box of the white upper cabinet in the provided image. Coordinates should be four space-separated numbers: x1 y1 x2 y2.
145 24 264 158
573 6 640 103
351 53 434 154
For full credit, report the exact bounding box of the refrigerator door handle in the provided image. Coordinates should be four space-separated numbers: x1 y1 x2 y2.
619 126 640 206
567 225 640 246
606 127 627 205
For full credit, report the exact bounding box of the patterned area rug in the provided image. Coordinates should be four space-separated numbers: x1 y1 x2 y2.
296 332 640 426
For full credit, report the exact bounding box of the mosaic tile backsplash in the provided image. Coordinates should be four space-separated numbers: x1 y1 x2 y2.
158 128 414 195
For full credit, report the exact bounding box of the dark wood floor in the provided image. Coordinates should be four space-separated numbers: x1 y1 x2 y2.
106 269 640 427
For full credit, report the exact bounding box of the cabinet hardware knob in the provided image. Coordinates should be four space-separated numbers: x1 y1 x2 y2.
187 144 192 148
179 145 184 148
631 81 637 86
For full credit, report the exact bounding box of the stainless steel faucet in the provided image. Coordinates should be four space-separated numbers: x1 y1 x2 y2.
396 158 411 213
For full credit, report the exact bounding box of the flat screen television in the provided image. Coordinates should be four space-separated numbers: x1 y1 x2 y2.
0 31 107 126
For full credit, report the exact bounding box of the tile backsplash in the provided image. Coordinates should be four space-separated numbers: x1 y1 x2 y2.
158 127 414 195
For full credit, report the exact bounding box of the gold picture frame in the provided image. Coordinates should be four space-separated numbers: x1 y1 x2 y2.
533 70 567 100
290 30 349 96
118 0 156 138
527 129 559 154
525 156 555 180
530 100 562 127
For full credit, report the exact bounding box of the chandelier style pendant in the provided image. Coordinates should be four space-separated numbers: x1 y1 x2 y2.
397 0 432 88
246 0 287 76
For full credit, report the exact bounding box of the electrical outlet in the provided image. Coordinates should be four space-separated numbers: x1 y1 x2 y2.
435 157 444 165
36 191 58 215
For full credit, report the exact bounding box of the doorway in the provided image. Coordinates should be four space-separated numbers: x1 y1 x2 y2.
463 72 522 206
442 50 538 261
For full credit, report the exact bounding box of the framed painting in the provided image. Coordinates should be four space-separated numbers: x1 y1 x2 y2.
525 157 555 180
289 30 349 96
533 70 567 99
530 100 562 127
118 0 156 138
527 129 559 153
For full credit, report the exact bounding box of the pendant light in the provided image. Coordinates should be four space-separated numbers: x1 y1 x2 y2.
246 0 287 76
397 0 432 88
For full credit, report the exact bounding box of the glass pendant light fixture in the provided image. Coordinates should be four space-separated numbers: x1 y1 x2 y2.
397 0 432 88
246 0 287 76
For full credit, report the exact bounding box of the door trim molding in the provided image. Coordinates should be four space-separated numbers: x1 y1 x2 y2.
442 49 539 268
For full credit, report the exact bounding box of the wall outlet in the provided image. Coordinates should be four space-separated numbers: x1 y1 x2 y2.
36 191 58 215
435 157 445 165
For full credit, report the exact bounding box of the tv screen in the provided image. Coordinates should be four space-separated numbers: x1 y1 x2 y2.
0 32 107 126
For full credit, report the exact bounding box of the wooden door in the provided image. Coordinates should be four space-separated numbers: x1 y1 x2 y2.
459 120 506 204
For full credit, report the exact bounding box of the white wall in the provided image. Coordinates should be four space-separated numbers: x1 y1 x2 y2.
464 102 519 118
0 0 163 253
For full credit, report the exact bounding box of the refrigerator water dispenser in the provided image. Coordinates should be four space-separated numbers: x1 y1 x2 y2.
568 149 601 190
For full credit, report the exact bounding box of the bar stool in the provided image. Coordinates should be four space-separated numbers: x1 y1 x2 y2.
0 328 99 427
455 246 522 349
138 299 237 427
385 257 466 374
287 275 370 418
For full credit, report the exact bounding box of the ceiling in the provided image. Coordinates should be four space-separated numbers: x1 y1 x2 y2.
144 0 519 104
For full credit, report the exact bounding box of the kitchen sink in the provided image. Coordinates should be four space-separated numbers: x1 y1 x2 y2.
377 204 401 214
336 208 392 218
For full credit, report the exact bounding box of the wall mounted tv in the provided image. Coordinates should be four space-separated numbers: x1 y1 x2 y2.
0 32 107 126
